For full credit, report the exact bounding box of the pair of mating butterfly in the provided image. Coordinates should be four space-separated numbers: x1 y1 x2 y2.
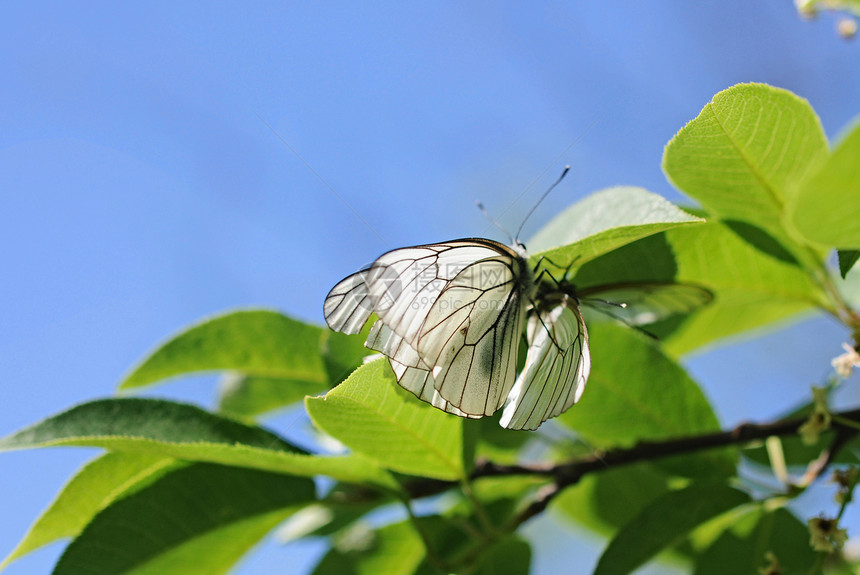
324 173 711 430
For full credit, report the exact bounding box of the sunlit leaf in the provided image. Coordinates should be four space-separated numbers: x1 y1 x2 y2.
120 310 328 390
528 186 703 276
790 119 860 248
572 220 828 355
0 398 396 488
306 359 465 480
54 463 315 575
0 452 177 570
664 83 828 238
217 375 328 419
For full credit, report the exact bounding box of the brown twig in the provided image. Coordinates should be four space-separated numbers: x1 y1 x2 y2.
399 407 860 528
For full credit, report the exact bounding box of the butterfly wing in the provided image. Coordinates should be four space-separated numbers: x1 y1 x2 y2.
366 322 474 417
417 255 530 416
325 239 533 418
325 240 509 340
500 300 590 430
324 268 375 335
578 282 713 326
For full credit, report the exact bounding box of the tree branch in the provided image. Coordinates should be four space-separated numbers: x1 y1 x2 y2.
484 407 860 529
389 407 860 527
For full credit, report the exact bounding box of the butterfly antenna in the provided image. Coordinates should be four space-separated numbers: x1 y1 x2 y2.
515 165 570 242
476 201 514 244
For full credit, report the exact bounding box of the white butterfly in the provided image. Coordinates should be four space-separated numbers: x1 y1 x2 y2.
324 236 591 430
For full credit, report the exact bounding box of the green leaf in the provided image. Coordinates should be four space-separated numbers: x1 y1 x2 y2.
119 309 328 390
312 520 425 575
323 330 373 386
0 452 177 571
527 186 703 275
663 83 829 237
790 119 860 248
0 398 302 453
0 398 396 488
594 483 751 575
560 323 735 476
473 536 531 575
217 375 328 419
306 359 465 481
552 462 673 535
215 326 372 419
693 508 816 575
468 415 533 464
839 250 860 279
54 463 315 575
573 220 827 355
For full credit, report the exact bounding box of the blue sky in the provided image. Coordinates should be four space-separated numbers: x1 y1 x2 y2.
1 2 859 573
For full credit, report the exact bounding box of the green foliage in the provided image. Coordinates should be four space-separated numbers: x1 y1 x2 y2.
527 185 704 275
593 483 751 575
663 83 828 243
54 463 315 574
789 120 860 249
692 507 817 575
560 323 735 477
4 82 860 574
0 452 178 569
119 309 347 391
307 359 467 480
839 250 860 279
552 463 674 535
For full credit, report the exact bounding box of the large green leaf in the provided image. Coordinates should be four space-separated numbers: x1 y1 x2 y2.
573 220 827 355
473 536 531 575
527 186 703 276
323 330 374 386
0 398 396 488
306 359 465 481
0 452 177 571
693 507 816 575
560 323 735 476
790 119 860 248
552 462 673 535
312 520 425 575
53 463 315 575
215 327 371 420
663 83 829 238
217 375 328 419
0 398 301 452
119 309 328 390
593 483 751 575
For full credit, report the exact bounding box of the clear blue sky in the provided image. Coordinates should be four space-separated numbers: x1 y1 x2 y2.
1 3 859 573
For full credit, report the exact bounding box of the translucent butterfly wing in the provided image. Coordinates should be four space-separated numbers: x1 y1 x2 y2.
325 239 533 418
500 301 590 430
365 303 481 418
324 240 508 342
578 283 713 326
324 269 374 335
417 255 531 416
